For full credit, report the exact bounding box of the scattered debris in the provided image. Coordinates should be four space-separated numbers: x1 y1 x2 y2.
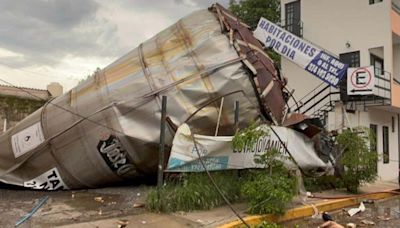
94 197 104 203
15 196 50 227
117 219 129 228
133 203 144 208
322 212 333 221
376 215 390 221
348 202 365 217
361 219 375 225
346 223 356 228
362 199 374 204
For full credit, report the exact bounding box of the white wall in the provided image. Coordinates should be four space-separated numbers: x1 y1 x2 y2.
328 106 399 181
280 0 398 181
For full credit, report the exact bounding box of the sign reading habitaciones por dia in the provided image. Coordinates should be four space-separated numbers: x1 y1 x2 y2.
253 17 348 87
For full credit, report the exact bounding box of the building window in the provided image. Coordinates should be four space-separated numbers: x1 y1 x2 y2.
285 1 301 36
339 51 360 101
370 124 377 152
370 54 384 76
392 116 395 133
370 124 378 172
340 51 360 68
383 126 389 163
369 0 383 5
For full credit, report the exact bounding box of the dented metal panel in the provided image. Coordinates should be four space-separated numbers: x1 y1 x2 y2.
0 5 287 189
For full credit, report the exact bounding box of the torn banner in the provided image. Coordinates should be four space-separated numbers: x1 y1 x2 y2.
166 124 331 172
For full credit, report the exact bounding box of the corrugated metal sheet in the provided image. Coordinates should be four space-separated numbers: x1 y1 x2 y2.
0 4 287 189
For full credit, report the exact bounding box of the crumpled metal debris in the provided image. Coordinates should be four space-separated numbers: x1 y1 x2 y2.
0 4 325 190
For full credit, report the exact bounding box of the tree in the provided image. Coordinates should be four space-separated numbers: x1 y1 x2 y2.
229 0 281 29
229 0 281 65
336 127 378 193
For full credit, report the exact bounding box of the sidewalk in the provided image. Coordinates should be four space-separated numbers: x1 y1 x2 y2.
4 181 397 228
60 181 400 227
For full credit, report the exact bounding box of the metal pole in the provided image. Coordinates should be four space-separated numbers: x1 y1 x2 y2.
214 97 224 136
158 96 167 191
234 101 239 131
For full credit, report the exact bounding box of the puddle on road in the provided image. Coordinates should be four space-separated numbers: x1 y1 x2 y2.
64 191 124 212
284 196 400 227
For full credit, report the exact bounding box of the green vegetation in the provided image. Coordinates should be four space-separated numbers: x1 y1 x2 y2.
146 171 241 212
304 127 378 193
229 0 281 65
232 122 268 151
241 148 297 215
336 127 378 193
148 123 297 215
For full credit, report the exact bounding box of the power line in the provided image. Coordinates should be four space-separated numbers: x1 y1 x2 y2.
189 128 250 228
2 67 82 82
0 77 124 135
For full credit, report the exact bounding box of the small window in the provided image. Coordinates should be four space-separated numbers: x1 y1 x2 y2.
340 51 360 68
285 1 301 36
370 54 384 76
369 0 383 5
383 126 389 163
370 124 377 152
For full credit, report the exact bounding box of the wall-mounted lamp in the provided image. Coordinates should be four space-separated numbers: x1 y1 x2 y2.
345 41 351 48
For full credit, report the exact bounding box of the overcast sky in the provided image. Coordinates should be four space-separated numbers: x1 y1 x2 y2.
0 0 229 91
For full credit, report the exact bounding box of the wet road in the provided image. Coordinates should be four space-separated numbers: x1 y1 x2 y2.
0 183 150 228
284 196 400 227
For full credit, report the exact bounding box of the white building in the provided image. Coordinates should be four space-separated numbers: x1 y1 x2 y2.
280 0 400 181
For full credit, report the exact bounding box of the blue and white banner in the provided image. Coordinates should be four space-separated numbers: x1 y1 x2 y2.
166 124 330 172
254 17 348 87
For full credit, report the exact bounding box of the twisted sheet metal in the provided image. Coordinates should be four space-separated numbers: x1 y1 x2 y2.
0 5 287 189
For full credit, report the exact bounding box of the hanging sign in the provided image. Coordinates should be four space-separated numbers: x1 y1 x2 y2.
347 66 374 95
253 17 348 87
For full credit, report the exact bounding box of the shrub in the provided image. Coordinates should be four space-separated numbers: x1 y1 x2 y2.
146 171 241 212
336 127 378 193
240 169 297 215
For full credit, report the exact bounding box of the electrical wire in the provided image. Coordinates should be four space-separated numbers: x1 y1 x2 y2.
0 77 125 135
189 129 250 228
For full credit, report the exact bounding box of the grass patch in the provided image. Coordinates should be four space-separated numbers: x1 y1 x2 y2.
146 171 241 212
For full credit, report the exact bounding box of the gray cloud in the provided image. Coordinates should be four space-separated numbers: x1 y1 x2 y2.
0 0 121 68
0 0 230 69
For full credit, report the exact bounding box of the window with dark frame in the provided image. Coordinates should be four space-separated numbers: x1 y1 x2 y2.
369 0 383 5
383 126 389 164
370 54 384 76
285 1 301 37
370 124 378 152
339 51 361 101
370 124 378 172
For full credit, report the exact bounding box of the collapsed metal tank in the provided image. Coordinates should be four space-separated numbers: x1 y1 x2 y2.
0 4 287 189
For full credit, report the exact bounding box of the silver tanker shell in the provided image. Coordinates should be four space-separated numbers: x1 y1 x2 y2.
0 8 268 189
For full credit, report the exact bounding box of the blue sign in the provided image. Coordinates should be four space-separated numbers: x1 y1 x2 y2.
254 17 348 87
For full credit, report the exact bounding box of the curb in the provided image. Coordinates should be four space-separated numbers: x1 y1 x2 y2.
218 190 398 228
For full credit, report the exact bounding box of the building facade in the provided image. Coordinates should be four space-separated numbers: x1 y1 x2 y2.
0 83 63 132
280 0 400 181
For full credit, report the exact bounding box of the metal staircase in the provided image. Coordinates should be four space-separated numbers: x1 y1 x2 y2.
291 83 340 125
291 71 392 126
